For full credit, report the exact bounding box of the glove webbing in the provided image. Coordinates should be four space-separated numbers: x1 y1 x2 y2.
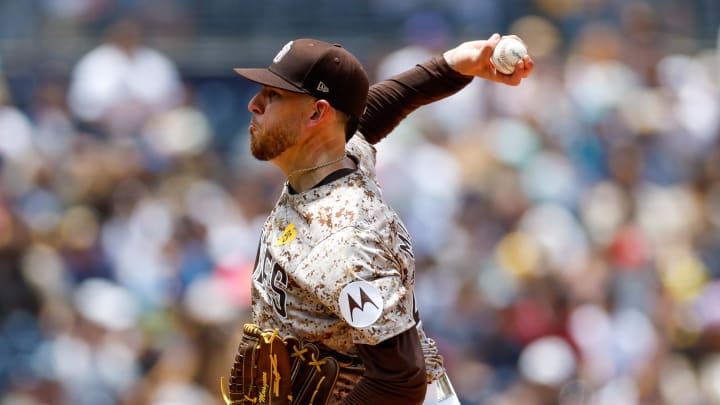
220 377 257 404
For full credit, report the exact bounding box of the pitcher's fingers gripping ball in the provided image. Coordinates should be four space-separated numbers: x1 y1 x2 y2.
221 324 339 405
491 37 528 75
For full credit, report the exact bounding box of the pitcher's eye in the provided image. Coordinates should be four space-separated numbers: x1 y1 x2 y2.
266 89 279 100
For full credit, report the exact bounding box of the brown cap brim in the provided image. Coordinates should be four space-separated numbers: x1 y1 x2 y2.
233 68 306 94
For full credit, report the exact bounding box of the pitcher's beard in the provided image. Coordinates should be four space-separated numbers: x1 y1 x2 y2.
250 123 297 161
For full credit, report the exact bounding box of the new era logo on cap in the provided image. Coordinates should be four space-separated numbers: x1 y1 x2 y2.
316 81 330 93
233 38 369 118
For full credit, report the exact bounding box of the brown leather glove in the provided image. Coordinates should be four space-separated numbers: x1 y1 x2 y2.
221 324 339 405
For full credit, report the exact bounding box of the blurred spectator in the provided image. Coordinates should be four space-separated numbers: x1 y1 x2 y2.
0 75 37 167
375 10 487 140
67 18 183 138
31 81 78 165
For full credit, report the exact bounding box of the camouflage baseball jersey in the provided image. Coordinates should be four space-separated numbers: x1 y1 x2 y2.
252 130 416 344
251 132 424 399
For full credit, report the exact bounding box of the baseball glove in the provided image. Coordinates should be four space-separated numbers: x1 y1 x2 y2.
221 324 339 405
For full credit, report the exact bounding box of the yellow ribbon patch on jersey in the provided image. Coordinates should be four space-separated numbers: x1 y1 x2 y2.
277 223 297 246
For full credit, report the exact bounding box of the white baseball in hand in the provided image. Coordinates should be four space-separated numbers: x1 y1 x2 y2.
491 37 528 75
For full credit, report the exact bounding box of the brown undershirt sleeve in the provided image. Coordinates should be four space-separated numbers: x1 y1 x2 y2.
340 326 427 405
358 55 473 145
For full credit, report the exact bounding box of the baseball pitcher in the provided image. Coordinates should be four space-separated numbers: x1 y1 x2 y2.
225 35 533 404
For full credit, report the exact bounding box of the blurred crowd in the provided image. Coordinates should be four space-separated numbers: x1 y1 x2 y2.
1 1 720 404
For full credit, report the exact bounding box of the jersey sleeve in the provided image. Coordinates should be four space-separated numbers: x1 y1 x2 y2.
341 327 427 405
358 55 473 145
295 226 416 345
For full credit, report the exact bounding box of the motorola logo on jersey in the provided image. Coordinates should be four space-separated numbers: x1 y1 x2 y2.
339 281 384 328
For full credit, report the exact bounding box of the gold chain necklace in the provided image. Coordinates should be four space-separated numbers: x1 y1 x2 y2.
287 153 347 180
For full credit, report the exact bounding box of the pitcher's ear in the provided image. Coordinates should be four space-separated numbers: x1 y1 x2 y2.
310 99 331 121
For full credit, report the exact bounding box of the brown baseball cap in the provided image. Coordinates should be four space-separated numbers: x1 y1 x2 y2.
234 38 369 118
